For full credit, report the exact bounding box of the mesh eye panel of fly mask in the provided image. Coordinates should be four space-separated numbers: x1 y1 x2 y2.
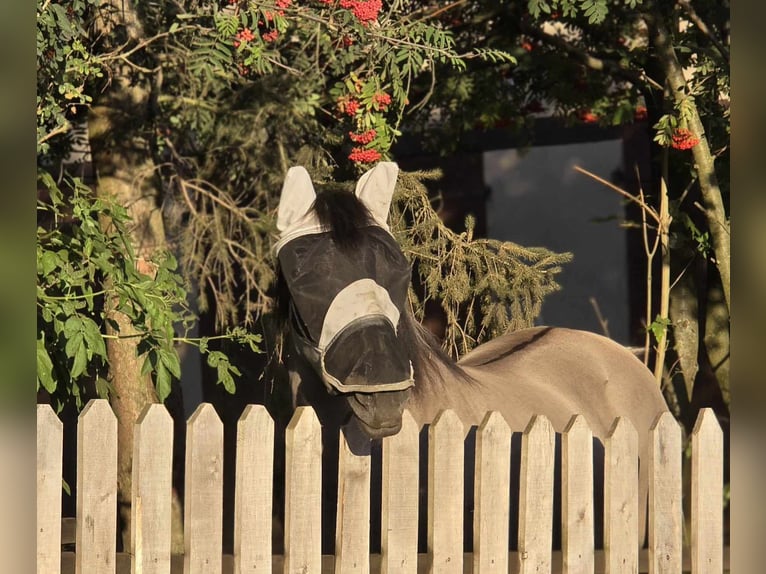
273 163 415 395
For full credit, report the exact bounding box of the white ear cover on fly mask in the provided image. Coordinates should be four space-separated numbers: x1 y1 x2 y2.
354 162 399 231
274 166 324 255
276 166 316 232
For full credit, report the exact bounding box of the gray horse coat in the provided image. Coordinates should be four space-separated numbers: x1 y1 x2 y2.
274 163 669 551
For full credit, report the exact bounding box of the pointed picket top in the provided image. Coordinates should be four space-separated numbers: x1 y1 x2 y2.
135 402 172 427
478 410 511 438
563 413 590 435
648 411 683 574
287 405 321 435
79 397 116 423
237 403 274 433
561 414 594 574
692 407 722 438
523 413 554 439
381 409 419 574
431 408 464 436
187 402 222 428
391 409 419 441
691 408 723 574
606 416 638 445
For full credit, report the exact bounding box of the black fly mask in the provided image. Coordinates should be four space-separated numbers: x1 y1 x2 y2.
274 163 414 438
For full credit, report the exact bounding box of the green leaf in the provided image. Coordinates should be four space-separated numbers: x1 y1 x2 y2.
649 315 671 344
37 337 56 393
155 361 172 402
81 317 106 359
71 337 88 379
159 347 182 379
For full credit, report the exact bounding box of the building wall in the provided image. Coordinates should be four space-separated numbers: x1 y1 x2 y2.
483 140 630 342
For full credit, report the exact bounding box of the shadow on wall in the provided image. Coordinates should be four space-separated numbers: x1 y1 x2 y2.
483 140 631 343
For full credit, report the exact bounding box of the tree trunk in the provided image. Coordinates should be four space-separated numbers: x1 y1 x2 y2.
650 17 731 314
87 0 184 553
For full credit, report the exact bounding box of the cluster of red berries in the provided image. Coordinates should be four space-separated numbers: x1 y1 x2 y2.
671 128 700 150
337 96 360 116
579 110 599 124
262 30 279 43
372 92 391 110
349 147 382 163
321 0 382 25
349 129 376 144
233 28 255 48
634 106 648 121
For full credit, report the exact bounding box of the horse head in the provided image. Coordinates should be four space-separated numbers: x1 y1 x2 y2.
274 163 414 439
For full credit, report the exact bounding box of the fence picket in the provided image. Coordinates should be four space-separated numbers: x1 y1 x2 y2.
184 403 224 574
76 399 118 574
473 411 511 574
37 404 63 574
234 405 274 574
284 407 322 574
381 410 419 574
691 409 723 574
648 412 682 574
518 414 555 574
132 404 174 574
604 417 638 574
428 409 464 574
335 424 372 574
562 415 594 574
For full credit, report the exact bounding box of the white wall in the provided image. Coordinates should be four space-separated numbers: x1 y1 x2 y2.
483 139 630 342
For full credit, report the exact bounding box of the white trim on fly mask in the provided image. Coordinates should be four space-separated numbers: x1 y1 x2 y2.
291 278 414 394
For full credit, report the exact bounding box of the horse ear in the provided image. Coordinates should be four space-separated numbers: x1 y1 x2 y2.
277 166 317 232
354 162 399 229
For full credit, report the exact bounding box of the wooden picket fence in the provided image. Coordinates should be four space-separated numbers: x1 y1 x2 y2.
36 400 727 574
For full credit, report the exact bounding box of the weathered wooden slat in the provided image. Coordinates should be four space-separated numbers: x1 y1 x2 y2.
37 404 64 574
473 411 511 574
604 417 638 574
518 414 555 574
381 410 420 574
691 409 723 574
184 403 224 574
648 412 682 574
76 399 118 574
284 407 322 574
562 415 594 574
428 409 464 574
335 424 372 574
234 405 274 574
132 404 174 574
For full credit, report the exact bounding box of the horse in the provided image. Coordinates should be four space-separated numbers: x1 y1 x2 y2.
272 162 669 551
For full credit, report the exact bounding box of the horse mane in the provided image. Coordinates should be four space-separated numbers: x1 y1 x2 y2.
397 307 475 393
272 188 474 390
312 187 375 251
